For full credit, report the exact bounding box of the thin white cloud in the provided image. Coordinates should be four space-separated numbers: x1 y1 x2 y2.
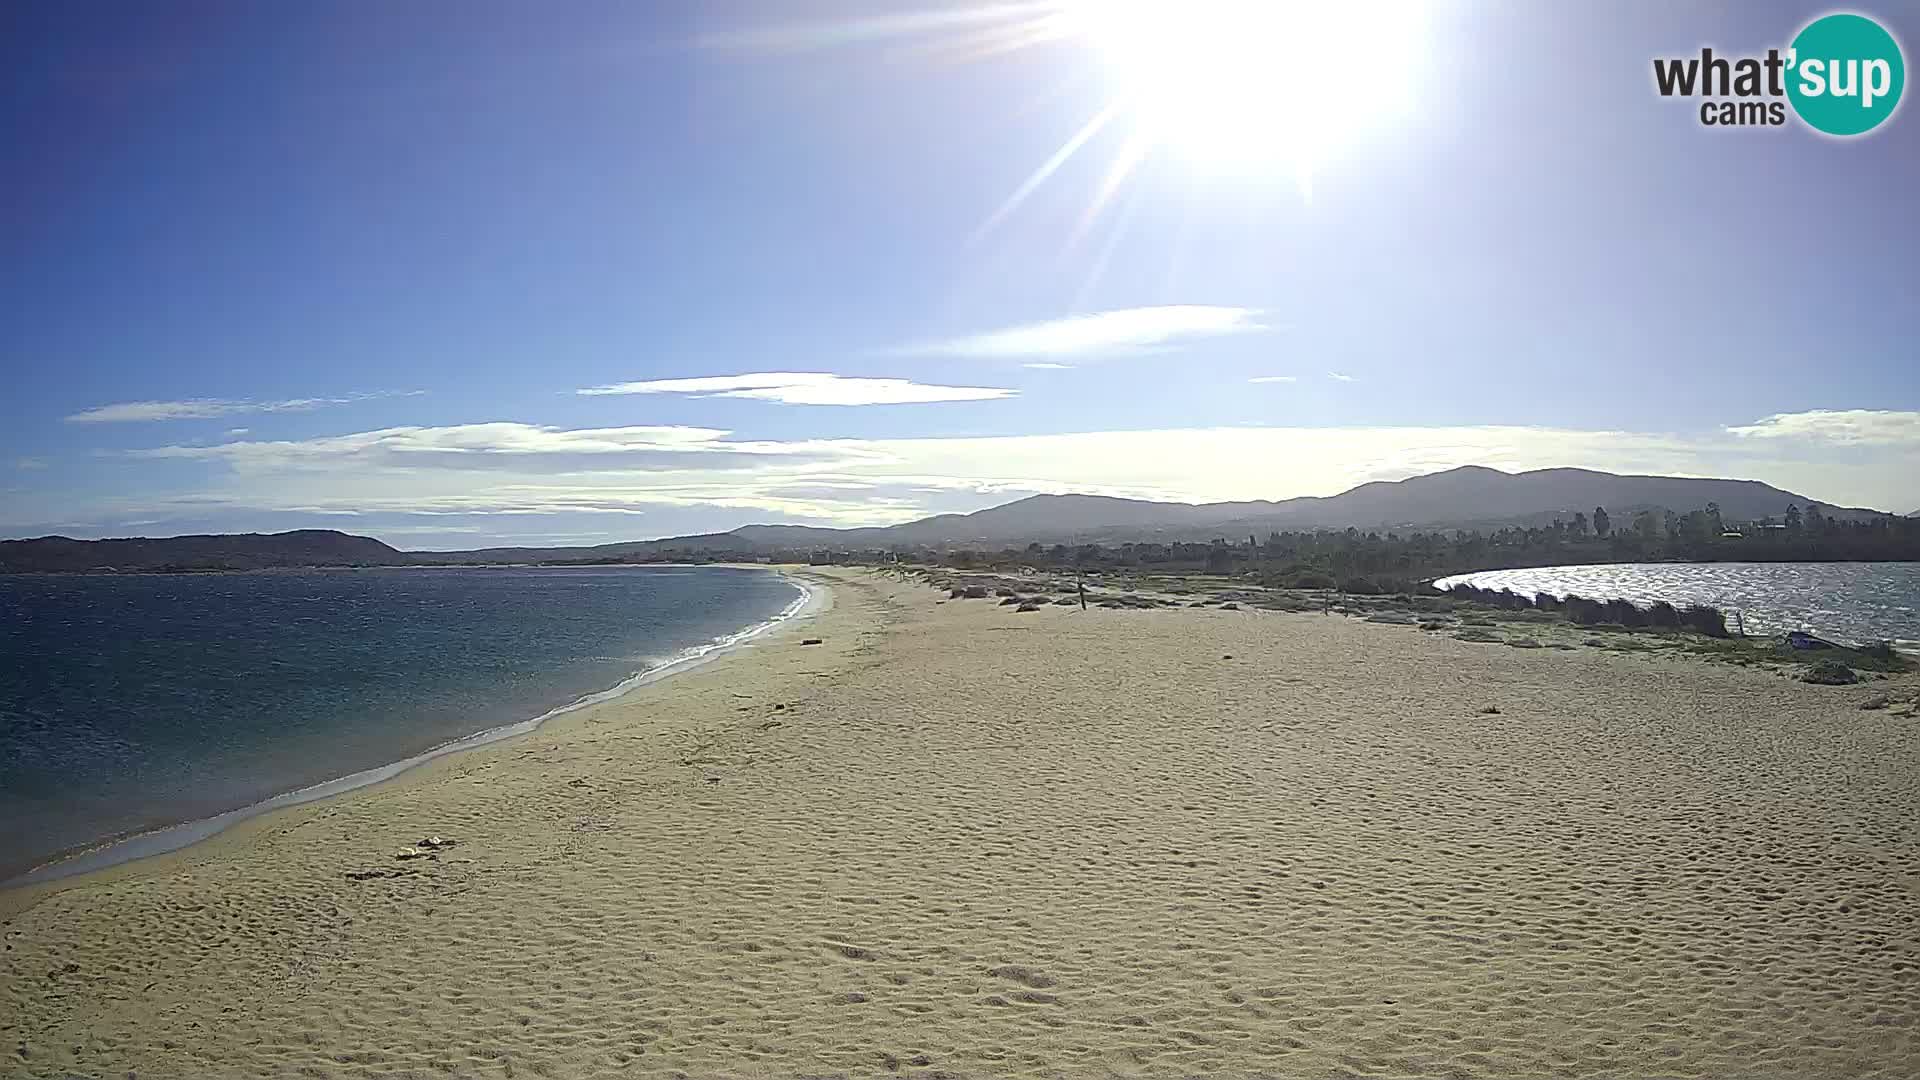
65 390 422 424
1328 372 1356 382
127 423 874 470
576 372 1013 406
1725 409 1920 446
16 408 1914 539
1249 375 1298 384
1023 362 1075 370
695 4 1056 53
900 305 1265 359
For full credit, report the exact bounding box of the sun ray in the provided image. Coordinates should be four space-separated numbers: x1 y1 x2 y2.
1071 123 1154 246
970 102 1121 245
1071 175 1149 310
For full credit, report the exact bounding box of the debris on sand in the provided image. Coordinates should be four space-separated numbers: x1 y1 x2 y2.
1801 659 1857 685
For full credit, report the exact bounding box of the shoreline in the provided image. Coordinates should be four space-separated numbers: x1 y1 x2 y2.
1 566 829 892
8 569 1916 1077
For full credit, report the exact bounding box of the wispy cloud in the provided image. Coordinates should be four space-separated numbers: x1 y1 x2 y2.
128 423 872 472
1328 372 1356 382
16 409 1914 541
1022 362 1075 370
899 305 1266 359
695 3 1062 54
65 390 422 424
576 372 1014 406
1725 409 1920 446
1249 375 1298 384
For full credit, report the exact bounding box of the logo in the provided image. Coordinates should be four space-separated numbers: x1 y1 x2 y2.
1653 11 1905 135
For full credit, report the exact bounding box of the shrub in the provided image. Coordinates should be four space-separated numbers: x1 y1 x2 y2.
1802 659 1857 685
1564 595 1606 625
1533 592 1561 611
1681 604 1729 638
1289 571 1337 590
1342 576 1384 595
1862 640 1898 661
1603 599 1647 627
1454 628 1502 643
960 585 990 599
1646 601 1681 628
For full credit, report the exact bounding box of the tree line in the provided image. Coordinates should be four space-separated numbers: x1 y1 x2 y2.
893 502 1920 591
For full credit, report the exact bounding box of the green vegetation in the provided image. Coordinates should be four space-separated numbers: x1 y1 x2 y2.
1802 659 1858 685
900 501 1919 588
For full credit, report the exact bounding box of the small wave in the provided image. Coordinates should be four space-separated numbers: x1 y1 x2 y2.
4 571 825 889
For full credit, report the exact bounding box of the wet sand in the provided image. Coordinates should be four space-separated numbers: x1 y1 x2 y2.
4 567 1918 1077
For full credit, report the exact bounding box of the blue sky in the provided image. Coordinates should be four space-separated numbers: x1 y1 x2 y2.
4 1 1916 547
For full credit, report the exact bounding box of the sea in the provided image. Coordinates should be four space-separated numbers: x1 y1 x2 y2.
1432 561 1920 648
0 565 807 883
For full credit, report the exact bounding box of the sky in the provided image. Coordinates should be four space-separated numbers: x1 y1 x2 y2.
3 0 1916 548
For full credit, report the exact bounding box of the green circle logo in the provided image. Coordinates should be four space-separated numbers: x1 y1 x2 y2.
1786 13 1905 136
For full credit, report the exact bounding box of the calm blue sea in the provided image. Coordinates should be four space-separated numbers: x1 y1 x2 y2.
0 566 803 881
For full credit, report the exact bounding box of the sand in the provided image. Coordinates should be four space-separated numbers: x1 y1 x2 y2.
4 566 1919 1078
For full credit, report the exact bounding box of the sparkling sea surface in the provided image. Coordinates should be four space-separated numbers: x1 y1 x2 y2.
0 565 801 879
1433 562 1920 646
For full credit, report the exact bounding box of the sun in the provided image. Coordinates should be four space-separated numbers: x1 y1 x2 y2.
1063 0 1428 188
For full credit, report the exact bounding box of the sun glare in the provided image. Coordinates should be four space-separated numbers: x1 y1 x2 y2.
1066 0 1427 187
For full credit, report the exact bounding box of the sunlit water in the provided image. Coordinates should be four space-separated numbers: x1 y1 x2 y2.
0 566 802 880
1432 562 1920 647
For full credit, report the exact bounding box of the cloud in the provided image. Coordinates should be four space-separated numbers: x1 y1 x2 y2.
12 457 47 470
128 422 879 475
576 372 1014 406
15 408 1916 541
899 305 1265 359
1724 409 1920 446
65 390 422 423
1023 362 1075 370
1249 375 1298 384
1328 372 1356 382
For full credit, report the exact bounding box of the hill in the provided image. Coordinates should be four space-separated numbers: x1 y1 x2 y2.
418 466 1878 560
0 530 409 573
3 468 1880 570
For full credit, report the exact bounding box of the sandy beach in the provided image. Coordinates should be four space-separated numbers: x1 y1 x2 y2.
4 566 1919 1078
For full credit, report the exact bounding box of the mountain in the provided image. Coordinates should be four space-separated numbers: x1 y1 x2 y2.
0 530 409 573
717 467 1873 548
5 468 1879 570
418 466 1880 560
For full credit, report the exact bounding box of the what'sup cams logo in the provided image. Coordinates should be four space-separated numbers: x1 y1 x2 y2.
1654 11 1905 135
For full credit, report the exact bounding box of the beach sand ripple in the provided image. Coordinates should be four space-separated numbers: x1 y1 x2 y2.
4 568 1918 1077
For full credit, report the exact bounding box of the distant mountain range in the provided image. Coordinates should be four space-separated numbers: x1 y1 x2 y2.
415 465 1876 563
1 466 1884 572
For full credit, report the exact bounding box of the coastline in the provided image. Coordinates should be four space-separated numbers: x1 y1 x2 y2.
6 568 1917 1078
0 566 829 893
